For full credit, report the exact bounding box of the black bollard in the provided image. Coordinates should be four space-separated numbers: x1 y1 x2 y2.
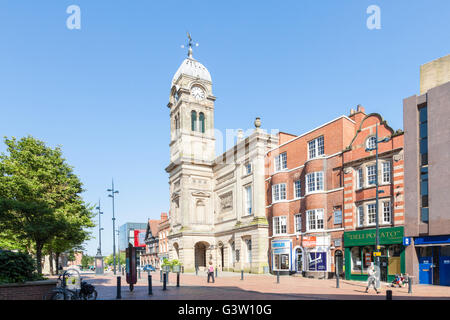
336 272 340 288
148 274 152 295
196 266 198 276
241 270 244 280
277 271 280 284
408 277 412 294
215 267 218 278
138 268 141 279
177 273 180 287
386 290 392 300
163 273 167 291
116 276 122 299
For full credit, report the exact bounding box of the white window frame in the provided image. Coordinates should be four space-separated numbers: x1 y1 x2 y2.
382 201 391 224
306 172 324 194
273 216 287 235
246 239 252 263
294 214 302 233
274 152 287 172
366 136 377 150
308 136 325 160
244 162 252 175
357 205 364 227
367 203 376 226
382 161 391 184
366 165 377 186
294 180 301 199
306 209 324 232
244 185 253 216
357 167 364 190
272 183 287 203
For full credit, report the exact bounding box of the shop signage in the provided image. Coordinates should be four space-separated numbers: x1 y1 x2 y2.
134 229 146 247
308 252 326 271
343 227 404 247
365 253 372 264
303 236 316 248
403 237 411 246
373 251 381 257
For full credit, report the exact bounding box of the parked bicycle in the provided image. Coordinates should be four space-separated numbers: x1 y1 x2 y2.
48 268 98 300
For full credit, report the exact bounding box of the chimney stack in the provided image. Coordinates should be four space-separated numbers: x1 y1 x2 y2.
161 212 168 221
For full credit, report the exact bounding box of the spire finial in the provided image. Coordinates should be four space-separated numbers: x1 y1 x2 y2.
181 32 199 59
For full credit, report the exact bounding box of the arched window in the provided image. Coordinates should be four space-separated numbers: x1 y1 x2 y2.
191 110 197 131
199 112 205 133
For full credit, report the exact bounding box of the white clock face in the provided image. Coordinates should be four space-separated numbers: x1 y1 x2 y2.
191 86 205 100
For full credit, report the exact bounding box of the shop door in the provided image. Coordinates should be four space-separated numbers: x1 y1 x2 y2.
439 256 450 286
419 256 433 285
380 257 388 282
296 250 303 273
432 247 440 285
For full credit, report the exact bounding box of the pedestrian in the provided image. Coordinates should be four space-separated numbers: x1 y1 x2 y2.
365 264 379 294
207 261 215 283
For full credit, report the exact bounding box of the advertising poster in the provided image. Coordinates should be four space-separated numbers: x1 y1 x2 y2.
134 229 146 247
309 252 327 271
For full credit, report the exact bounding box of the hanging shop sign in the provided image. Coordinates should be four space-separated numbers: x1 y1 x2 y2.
303 236 317 248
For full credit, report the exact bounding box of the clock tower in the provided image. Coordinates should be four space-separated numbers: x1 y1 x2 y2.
166 36 216 237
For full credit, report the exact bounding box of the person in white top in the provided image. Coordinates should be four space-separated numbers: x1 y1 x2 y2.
365 264 379 294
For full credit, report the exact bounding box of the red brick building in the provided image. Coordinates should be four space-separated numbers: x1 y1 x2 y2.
141 219 161 268
265 105 404 279
158 212 170 263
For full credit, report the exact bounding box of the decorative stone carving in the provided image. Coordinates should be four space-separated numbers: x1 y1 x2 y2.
217 171 234 185
219 191 233 212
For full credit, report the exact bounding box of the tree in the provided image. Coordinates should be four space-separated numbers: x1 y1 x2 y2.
0 136 94 275
104 252 126 266
81 254 94 269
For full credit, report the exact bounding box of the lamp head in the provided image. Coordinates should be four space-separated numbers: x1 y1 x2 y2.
107 189 112 192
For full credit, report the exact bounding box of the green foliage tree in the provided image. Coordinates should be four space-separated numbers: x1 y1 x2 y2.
0 250 44 284
81 254 94 269
0 136 94 275
104 252 126 266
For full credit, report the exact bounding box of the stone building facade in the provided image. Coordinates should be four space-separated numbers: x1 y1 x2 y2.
165 44 278 273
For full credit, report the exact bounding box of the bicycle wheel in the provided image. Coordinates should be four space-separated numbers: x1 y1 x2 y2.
84 289 98 300
50 290 76 300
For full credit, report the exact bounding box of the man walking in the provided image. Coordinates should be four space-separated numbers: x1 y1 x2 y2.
365 264 379 294
207 261 215 283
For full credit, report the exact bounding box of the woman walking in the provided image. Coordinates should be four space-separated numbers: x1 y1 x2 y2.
207 261 215 283
365 264 379 294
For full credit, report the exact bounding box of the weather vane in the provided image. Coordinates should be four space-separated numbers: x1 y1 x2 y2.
180 32 199 58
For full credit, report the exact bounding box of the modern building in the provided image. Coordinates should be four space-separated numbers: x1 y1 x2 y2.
141 219 161 268
118 222 147 265
342 106 405 283
404 54 450 286
166 41 278 273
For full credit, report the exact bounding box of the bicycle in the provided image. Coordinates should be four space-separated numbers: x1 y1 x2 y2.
48 268 98 300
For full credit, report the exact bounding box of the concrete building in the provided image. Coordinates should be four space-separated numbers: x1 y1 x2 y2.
166 42 278 273
404 54 450 286
118 222 147 265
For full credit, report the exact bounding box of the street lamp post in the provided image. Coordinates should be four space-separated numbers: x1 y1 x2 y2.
365 123 390 288
116 228 121 273
107 179 119 275
95 200 105 275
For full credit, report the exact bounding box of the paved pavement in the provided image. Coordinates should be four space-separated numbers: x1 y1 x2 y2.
81 271 450 300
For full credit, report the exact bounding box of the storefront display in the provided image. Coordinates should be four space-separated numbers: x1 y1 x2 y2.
344 227 405 282
271 240 292 274
414 235 450 286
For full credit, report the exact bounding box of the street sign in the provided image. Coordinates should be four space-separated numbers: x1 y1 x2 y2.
373 251 381 257
403 237 411 246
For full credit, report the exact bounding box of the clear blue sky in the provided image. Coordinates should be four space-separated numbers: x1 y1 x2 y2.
0 1 449 256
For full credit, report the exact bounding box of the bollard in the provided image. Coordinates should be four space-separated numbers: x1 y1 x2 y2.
196 266 198 276
163 273 167 291
408 277 412 294
122 268 124 276
386 290 392 300
215 267 218 278
160 270 163 283
138 268 141 279
182 266 184 274
148 274 153 295
277 271 280 284
241 270 244 280
336 272 340 288
116 276 122 299
177 273 180 287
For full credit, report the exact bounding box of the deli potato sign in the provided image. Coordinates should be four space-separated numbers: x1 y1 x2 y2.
344 227 404 247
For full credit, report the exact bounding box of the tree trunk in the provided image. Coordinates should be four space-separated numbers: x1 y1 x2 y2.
49 250 54 275
35 242 43 275
55 252 60 274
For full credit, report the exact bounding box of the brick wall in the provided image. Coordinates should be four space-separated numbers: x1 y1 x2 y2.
0 280 58 300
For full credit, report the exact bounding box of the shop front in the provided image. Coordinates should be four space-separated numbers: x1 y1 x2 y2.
271 239 292 275
344 226 405 283
413 235 450 286
303 235 331 278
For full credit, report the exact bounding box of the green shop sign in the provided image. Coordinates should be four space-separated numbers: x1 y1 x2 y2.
344 227 404 247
